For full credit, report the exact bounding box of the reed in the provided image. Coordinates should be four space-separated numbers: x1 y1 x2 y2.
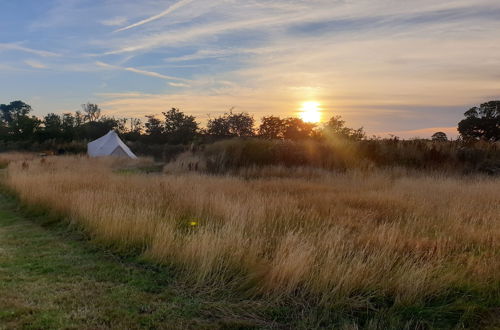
4 155 500 312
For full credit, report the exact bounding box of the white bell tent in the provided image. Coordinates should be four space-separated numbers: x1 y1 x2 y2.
87 130 137 159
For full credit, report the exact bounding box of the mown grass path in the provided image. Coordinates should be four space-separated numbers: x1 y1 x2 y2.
0 194 270 330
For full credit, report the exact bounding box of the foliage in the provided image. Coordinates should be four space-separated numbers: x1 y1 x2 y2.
162 108 198 144
324 115 366 141
258 115 286 139
81 102 101 122
1 99 500 168
431 131 448 142
458 100 500 141
0 100 41 140
206 109 255 138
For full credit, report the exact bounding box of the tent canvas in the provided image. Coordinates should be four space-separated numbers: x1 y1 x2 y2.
87 130 137 159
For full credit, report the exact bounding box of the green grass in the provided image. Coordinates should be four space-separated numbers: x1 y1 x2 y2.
0 192 498 329
0 194 275 329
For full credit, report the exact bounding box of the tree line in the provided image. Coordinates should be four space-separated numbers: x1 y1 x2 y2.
0 100 499 146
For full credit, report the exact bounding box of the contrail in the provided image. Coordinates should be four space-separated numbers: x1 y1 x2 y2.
95 61 191 83
115 0 194 32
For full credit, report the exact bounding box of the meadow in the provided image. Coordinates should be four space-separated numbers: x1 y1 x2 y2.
2 153 499 328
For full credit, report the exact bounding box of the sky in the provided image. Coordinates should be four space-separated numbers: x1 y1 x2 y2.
1 0 500 138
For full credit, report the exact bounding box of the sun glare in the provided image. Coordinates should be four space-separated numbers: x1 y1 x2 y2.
300 101 321 123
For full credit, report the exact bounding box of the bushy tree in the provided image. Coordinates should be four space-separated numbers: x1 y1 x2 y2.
324 116 365 141
283 117 316 140
163 108 198 144
0 100 40 140
259 116 286 139
431 131 448 142
207 110 254 138
43 113 62 136
144 115 164 143
458 101 500 142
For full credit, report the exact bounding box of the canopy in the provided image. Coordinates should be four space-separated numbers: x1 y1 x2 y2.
87 130 137 159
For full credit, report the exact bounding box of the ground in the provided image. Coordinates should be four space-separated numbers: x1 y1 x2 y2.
0 194 273 330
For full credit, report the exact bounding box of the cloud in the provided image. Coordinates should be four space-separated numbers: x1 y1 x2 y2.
114 0 194 32
168 82 190 87
102 1 500 55
95 61 190 83
101 16 128 27
5 0 500 134
0 43 59 57
24 60 48 69
375 126 459 139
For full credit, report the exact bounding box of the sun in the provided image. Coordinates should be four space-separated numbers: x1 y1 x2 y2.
299 101 321 123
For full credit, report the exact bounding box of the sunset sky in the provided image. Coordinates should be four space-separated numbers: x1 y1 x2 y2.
1 0 499 138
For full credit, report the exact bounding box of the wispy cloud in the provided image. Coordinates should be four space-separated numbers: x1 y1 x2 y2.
168 82 190 87
24 60 48 69
101 16 128 27
0 43 59 57
95 61 191 84
114 0 194 32
3 0 500 134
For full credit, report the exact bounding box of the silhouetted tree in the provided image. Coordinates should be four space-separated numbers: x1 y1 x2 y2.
61 113 76 140
144 115 164 143
163 108 198 144
259 115 286 139
207 110 254 138
324 116 365 141
41 113 63 140
0 100 40 140
81 102 101 122
123 118 143 141
283 117 316 140
458 101 500 142
431 131 448 142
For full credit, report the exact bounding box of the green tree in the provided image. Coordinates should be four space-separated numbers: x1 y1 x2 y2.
458 101 500 142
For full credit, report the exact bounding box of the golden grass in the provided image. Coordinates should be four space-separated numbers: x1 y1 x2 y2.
4 155 500 307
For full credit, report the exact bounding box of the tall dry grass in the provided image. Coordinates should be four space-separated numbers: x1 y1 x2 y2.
3 155 500 309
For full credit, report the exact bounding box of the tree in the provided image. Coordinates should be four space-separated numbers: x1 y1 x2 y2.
206 110 254 138
458 101 500 142
144 115 164 143
282 117 316 140
0 100 40 140
80 117 121 140
162 108 198 144
81 103 101 122
123 118 143 141
43 113 63 139
0 100 32 124
206 116 231 138
431 131 448 142
324 116 365 141
227 111 254 137
258 115 286 139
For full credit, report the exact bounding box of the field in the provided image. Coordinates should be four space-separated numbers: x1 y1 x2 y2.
1 154 499 328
